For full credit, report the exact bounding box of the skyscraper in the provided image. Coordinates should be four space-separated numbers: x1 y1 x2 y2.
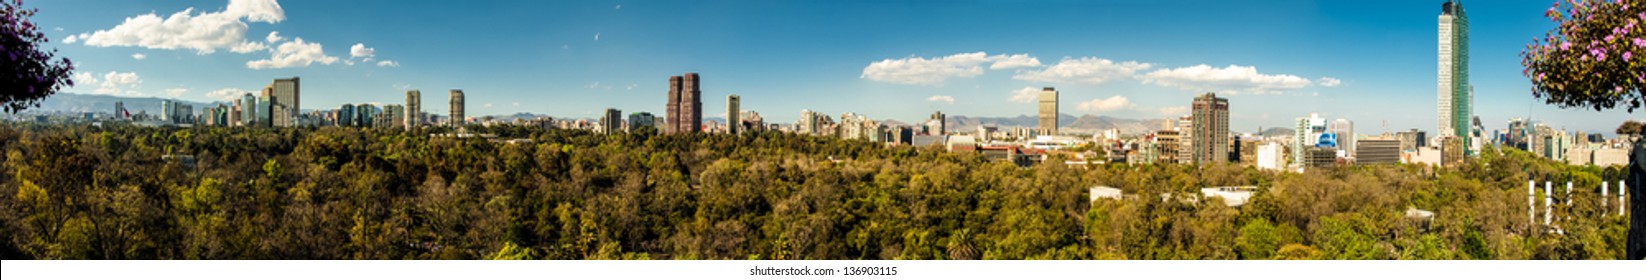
602 108 623 135
928 111 946 136
628 112 656 133
449 89 465 127
1189 93 1230 164
1038 87 1058 135
1438 0 1471 154
1330 119 1355 158
665 73 702 134
405 90 421 130
240 93 256 126
727 94 740 134
339 104 356 127
269 77 299 127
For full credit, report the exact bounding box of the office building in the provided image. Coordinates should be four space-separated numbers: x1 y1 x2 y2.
405 90 422 130
268 77 300 127
601 108 622 135
1329 119 1355 158
727 94 740 134
1256 142 1285 171
1438 0 1472 154
1294 113 1326 169
1039 87 1058 135
339 104 356 127
1356 137 1402 164
628 112 656 132
928 111 946 135
665 73 703 134
449 90 465 127
160 99 175 122
1156 130 1181 164
1187 93 1229 164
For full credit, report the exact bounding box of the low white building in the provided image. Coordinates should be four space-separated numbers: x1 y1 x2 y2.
1089 186 1123 202
1201 186 1257 207
1256 142 1285 171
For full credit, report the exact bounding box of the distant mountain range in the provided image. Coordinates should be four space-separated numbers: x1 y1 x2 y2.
32 93 224 116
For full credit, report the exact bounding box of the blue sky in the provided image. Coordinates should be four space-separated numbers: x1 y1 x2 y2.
35 0 1641 135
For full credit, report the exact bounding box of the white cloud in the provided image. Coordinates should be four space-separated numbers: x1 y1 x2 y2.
63 34 79 43
1012 57 1152 84
230 41 267 53
1316 77 1342 87
1008 86 1041 103
861 52 990 85
246 38 339 69
82 71 142 96
615 4 622 10
265 31 283 43
1077 96 1134 112
350 43 375 59
376 60 399 67
132 53 147 60
512 102 520 107
988 54 1041 69
484 103 494 108
1158 106 1189 117
164 87 188 97
74 0 285 54
205 88 247 101
860 52 1042 85
926 95 955 104
626 84 637 90
53 27 64 32
1141 64 1312 94
594 32 601 41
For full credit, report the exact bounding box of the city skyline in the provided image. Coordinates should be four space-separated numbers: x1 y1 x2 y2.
35 0 1641 135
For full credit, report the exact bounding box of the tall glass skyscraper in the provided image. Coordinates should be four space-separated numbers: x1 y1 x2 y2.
1438 0 1470 154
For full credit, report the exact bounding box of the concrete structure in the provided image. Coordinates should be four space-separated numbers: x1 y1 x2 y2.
1090 186 1124 202
1438 0 1472 154
405 90 421 130
1294 113 1326 169
449 90 465 127
727 94 740 134
1038 87 1058 135
1202 186 1258 207
269 77 300 127
665 73 703 134
1156 130 1181 164
1187 93 1230 164
339 104 356 127
1397 129 1428 151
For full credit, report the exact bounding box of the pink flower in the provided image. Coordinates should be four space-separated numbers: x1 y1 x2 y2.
1561 41 1572 50
1627 51 1634 61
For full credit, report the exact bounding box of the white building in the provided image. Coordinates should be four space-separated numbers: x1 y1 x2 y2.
1257 142 1285 171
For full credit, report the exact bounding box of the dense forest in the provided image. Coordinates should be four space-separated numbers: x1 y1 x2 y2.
0 122 1630 259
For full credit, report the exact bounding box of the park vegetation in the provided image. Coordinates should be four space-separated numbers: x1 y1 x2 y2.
0 123 1630 259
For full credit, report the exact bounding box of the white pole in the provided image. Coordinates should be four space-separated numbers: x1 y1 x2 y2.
1602 181 1609 217
1545 181 1554 226
1529 180 1536 225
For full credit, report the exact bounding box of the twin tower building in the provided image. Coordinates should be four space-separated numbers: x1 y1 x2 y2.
401 89 464 129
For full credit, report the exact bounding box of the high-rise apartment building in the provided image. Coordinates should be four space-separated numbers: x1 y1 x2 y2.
268 77 300 127
1038 87 1058 135
665 73 703 134
340 104 356 127
727 94 740 134
1438 0 1471 155
449 90 465 127
1294 113 1326 169
405 90 422 130
1186 93 1230 164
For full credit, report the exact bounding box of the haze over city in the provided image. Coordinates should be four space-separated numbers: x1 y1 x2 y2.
35 0 1639 135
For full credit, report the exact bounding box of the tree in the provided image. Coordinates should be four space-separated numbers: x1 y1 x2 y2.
1620 120 1643 136
1520 0 1645 112
1 0 76 113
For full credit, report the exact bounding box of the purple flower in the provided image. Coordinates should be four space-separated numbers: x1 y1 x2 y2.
1628 52 1634 61
1636 37 1646 46
1561 41 1572 50
1538 73 1547 81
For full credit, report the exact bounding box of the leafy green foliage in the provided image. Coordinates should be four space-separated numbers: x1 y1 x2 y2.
0 123 1628 259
